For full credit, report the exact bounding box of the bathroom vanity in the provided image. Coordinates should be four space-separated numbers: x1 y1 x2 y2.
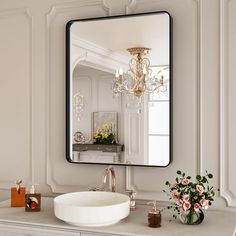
0 197 235 236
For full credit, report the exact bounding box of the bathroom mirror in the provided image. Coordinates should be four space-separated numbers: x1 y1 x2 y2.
66 12 172 167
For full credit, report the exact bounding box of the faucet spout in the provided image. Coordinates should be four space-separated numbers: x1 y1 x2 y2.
102 166 116 192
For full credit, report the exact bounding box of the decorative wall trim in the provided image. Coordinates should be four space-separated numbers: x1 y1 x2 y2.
126 0 137 14
46 0 109 193
126 0 203 200
103 0 136 15
219 0 236 207
27 8 34 186
71 34 129 73
196 0 203 175
0 8 34 189
102 0 112 16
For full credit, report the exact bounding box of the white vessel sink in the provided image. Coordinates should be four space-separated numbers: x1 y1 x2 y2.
54 191 130 227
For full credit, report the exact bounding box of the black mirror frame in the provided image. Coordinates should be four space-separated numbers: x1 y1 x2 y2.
66 11 173 167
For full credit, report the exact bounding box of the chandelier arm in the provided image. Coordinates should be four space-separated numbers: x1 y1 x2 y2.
113 47 169 98
156 66 169 75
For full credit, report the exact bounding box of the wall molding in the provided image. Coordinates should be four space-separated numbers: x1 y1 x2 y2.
126 0 137 14
103 0 136 15
219 0 236 207
71 34 129 73
46 0 109 193
126 0 203 200
0 8 34 189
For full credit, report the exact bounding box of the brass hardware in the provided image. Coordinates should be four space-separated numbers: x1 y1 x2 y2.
102 166 116 192
88 166 116 192
127 47 151 56
89 187 101 191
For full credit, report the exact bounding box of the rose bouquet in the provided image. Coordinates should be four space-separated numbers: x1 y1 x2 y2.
93 123 116 144
164 170 218 225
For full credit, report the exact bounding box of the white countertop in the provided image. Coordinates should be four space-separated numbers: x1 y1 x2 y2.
0 197 236 236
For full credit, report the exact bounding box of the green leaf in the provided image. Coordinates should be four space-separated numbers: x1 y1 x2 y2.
176 177 179 183
183 172 185 177
165 181 170 186
208 173 213 178
186 176 191 179
177 170 181 175
196 175 201 181
202 177 207 183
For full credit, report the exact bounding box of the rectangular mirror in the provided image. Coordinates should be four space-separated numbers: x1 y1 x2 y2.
66 12 172 167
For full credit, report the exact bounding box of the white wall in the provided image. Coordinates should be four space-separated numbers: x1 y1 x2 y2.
0 0 235 210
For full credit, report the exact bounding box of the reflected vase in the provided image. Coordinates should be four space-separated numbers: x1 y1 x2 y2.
179 209 204 225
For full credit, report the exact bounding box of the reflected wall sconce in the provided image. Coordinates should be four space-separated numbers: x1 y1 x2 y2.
73 91 84 121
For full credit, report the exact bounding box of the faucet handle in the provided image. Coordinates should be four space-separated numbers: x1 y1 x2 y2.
125 189 136 199
125 189 136 210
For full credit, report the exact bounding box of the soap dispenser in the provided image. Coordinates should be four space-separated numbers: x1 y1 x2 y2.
25 185 41 212
147 201 161 228
11 180 26 207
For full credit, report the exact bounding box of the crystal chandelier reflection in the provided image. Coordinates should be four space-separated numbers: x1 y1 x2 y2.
113 47 166 98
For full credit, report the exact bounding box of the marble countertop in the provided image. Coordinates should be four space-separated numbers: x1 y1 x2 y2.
0 197 236 236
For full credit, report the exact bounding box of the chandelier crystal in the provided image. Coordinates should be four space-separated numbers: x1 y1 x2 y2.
113 47 166 98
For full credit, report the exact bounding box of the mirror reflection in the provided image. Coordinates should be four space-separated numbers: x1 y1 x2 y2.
67 12 172 166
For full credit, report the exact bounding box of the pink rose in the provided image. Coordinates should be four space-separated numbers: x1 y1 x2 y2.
191 188 195 192
171 191 179 199
177 199 183 206
181 179 190 185
194 195 198 200
197 185 204 194
194 203 200 211
200 199 209 210
183 202 191 211
183 194 190 202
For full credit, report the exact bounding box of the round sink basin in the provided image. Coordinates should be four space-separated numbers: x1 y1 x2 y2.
54 191 130 227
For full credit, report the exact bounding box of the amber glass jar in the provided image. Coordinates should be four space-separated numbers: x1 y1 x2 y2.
148 211 161 227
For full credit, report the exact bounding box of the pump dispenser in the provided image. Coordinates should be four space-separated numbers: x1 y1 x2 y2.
25 184 41 212
11 180 26 207
147 201 161 228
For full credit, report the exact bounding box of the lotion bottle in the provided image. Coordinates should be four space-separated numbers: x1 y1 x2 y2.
25 185 41 212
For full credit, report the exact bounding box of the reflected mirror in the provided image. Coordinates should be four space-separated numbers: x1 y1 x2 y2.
66 12 172 167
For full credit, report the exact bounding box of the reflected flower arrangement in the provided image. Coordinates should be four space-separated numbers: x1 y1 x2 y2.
93 123 116 144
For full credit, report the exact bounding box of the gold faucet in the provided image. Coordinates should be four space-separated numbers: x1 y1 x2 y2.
102 166 116 192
